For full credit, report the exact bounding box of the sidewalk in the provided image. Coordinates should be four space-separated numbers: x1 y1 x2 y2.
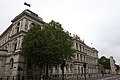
50 74 111 80
64 74 110 80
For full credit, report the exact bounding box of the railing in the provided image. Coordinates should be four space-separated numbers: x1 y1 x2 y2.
0 76 49 80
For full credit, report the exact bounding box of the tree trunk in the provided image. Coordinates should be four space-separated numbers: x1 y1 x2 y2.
45 63 49 80
40 69 42 80
23 58 26 76
84 68 86 80
62 67 64 80
33 64 35 78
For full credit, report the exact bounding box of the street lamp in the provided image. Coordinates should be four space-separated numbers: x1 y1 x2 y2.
60 59 66 80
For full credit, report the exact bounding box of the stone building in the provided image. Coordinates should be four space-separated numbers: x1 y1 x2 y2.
0 9 99 79
71 35 99 78
110 56 117 74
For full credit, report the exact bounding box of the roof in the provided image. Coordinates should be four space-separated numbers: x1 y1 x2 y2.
0 9 45 38
11 9 45 24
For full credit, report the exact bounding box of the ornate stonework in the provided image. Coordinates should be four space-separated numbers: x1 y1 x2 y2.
110 56 117 74
0 9 99 79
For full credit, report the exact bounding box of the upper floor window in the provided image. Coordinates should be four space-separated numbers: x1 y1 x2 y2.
25 20 28 30
79 44 81 51
77 53 79 60
30 23 35 28
76 43 79 50
80 55 82 62
13 39 17 51
83 46 84 52
16 22 20 33
17 27 19 33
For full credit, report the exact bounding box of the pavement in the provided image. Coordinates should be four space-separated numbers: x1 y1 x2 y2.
50 74 116 80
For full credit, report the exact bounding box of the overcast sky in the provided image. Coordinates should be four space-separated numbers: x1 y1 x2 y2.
0 0 120 64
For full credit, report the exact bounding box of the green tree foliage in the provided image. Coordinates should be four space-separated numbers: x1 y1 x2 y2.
115 64 119 71
21 20 75 67
98 56 110 69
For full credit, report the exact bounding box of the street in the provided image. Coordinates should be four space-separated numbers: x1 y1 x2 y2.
63 75 120 80
83 75 120 80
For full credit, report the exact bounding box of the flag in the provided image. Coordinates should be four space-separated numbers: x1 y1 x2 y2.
24 2 31 7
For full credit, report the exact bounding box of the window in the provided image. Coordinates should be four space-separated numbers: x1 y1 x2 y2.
79 45 81 51
70 64 73 73
30 23 35 28
55 65 59 73
14 39 17 51
84 55 86 62
25 20 28 30
76 43 79 50
83 46 84 52
10 58 14 69
78 66 80 73
66 64 69 73
77 53 79 60
17 27 19 33
17 22 20 32
80 55 82 62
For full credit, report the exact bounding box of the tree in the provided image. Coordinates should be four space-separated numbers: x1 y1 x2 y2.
115 64 119 74
21 20 75 78
98 56 110 69
115 64 119 71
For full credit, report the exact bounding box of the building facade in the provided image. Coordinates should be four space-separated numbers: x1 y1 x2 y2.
0 9 99 79
110 56 117 74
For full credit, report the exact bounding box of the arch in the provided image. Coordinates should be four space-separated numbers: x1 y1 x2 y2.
30 23 35 27
70 64 73 73
10 58 14 69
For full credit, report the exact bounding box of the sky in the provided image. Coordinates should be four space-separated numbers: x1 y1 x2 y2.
0 0 120 64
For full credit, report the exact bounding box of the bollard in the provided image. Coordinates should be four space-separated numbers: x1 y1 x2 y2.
35 76 36 80
32 76 34 80
39 76 41 80
7 77 9 80
13 77 14 80
22 76 24 80
28 76 29 80
18 76 20 80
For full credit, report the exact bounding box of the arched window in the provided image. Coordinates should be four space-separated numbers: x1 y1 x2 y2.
16 22 20 33
55 65 59 73
66 64 69 73
30 23 35 27
70 64 73 73
10 58 14 69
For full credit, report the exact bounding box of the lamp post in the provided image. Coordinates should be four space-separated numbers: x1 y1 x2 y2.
60 60 66 80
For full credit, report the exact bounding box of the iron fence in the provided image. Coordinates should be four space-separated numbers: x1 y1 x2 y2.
0 76 48 80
